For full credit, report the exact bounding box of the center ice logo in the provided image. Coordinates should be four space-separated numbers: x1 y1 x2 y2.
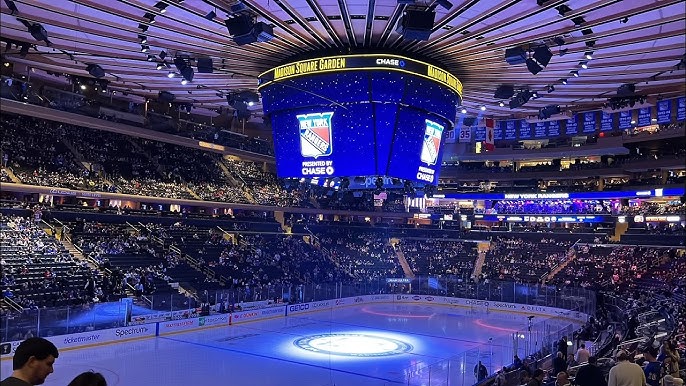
298 112 334 158
420 119 444 166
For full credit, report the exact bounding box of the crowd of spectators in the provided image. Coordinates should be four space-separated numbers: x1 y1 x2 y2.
399 238 475 278
315 229 402 281
0 214 105 309
481 237 572 283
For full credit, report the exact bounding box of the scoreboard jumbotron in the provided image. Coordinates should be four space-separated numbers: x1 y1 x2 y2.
258 54 462 185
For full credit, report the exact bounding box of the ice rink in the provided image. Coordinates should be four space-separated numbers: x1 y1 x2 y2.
1 303 580 386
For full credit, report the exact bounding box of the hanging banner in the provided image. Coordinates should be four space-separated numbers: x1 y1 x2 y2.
618 111 632 130
637 108 651 127
583 112 597 133
565 115 579 136
657 100 671 124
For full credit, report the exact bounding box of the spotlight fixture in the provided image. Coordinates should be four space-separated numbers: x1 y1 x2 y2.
556 4 572 16
156 62 164 70
580 61 588 69
498 101 505 107
570 70 579 77
139 34 147 44
173 56 194 83
138 23 149 32
526 45 553 75
205 10 216 20
167 72 175 78
560 78 567 85
480 105 486 111
141 45 149 52
571 16 586 26
585 40 595 48
620 16 629 24
509 89 532 109
4 0 18 15
460 108 467 114
532 91 539 99
181 79 188 85
538 104 561 119
547 85 555 93
154 1 168 13
80 84 87 90
144 12 156 23
585 51 593 60
147 55 155 61
86 64 105 78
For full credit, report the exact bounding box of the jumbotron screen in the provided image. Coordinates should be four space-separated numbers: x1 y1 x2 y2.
258 54 462 185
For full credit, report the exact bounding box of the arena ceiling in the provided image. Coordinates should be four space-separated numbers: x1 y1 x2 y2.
1 0 685 120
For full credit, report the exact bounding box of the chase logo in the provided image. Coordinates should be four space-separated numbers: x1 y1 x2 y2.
420 119 444 166
376 58 406 68
298 112 333 158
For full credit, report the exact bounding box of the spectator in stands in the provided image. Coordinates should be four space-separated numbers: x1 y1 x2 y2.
66 371 107 386
660 375 684 386
574 356 607 386
526 369 545 386
574 343 591 365
555 371 572 386
552 351 567 376
608 349 646 386
557 336 569 361
0 337 59 386
474 361 488 382
659 341 680 378
644 346 663 386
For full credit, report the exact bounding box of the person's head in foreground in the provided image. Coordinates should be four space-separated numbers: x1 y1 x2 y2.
67 371 107 386
6 337 59 385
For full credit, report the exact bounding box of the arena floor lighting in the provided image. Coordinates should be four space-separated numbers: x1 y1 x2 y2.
289 331 416 359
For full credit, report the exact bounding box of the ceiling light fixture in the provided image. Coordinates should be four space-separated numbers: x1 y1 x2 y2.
141 45 149 53
139 34 147 44
154 1 168 13
585 51 593 60
580 61 588 69
480 105 486 111
570 70 579 77
144 12 156 23
167 72 175 78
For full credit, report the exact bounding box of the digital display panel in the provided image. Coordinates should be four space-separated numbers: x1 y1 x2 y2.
262 61 460 185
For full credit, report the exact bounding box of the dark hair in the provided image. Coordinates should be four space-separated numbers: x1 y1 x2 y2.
13 337 59 370
588 356 597 364
67 372 107 386
533 369 545 377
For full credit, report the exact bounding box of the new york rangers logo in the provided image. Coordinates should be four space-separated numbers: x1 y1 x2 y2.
298 112 334 158
420 119 444 166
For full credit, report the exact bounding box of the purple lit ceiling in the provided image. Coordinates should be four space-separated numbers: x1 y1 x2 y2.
1 0 684 119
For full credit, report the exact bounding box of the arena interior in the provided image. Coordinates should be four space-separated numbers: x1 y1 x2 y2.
0 0 685 385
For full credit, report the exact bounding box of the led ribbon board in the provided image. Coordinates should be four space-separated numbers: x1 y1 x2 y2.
258 54 463 99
